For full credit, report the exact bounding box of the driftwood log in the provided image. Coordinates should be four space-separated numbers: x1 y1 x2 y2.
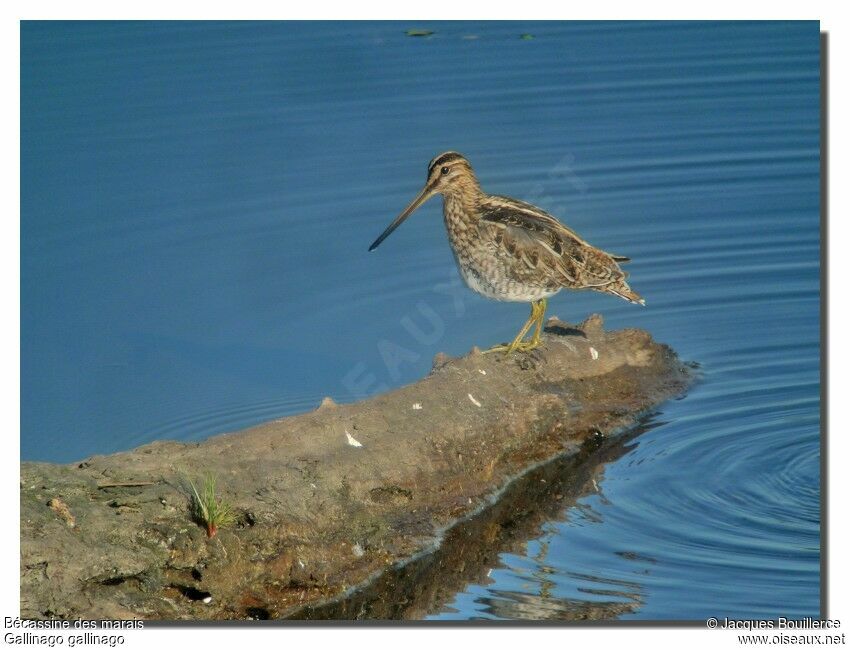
20 315 693 620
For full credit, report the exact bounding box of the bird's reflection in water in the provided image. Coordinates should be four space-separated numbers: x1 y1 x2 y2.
469 516 649 621
290 415 664 621
477 589 639 621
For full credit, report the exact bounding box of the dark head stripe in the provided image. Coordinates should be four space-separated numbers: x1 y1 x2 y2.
428 151 465 174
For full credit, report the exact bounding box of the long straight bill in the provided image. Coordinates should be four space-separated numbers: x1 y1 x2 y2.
368 185 434 251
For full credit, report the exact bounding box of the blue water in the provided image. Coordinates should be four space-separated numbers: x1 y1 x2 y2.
21 21 820 620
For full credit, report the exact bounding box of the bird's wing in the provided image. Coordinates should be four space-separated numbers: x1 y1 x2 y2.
478 196 627 289
490 196 591 244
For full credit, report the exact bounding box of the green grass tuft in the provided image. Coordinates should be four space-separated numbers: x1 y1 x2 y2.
187 473 236 538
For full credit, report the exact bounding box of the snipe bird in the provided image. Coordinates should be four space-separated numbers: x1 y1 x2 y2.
369 152 644 354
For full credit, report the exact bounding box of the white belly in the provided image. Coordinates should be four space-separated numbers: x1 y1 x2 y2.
454 255 559 303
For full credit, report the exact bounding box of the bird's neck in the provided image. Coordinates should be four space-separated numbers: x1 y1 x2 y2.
441 186 484 244
441 183 483 223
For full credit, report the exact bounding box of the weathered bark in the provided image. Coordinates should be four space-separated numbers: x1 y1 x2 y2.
20 315 693 620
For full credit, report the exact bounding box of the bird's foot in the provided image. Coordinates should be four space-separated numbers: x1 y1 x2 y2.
483 339 543 355
484 300 547 356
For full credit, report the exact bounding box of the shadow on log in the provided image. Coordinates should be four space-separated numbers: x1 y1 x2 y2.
20 315 694 621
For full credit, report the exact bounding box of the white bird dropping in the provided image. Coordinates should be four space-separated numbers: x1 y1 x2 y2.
345 430 363 447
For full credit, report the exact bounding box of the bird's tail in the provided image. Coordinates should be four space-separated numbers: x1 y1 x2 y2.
604 279 646 306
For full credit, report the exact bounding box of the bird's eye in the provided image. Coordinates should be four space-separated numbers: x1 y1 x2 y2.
441 166 449 175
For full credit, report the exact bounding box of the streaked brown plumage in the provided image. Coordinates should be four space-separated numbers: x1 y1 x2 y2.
369 151 644 353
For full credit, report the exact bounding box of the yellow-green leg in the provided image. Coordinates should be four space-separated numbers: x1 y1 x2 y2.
528 297 547 348
485 298 548 354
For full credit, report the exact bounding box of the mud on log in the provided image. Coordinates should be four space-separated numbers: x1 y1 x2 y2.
20 315 694 620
